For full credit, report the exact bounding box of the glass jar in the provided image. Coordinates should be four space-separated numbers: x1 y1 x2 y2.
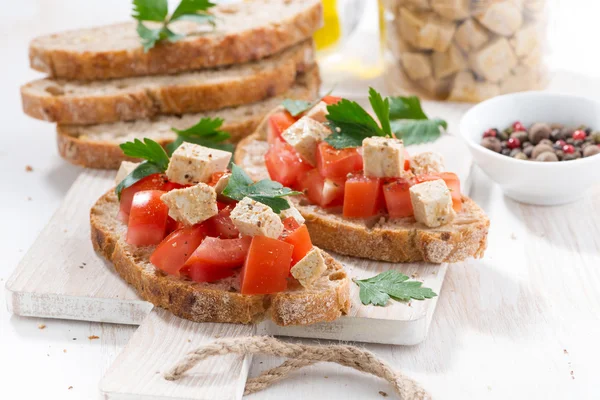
381 0 547 102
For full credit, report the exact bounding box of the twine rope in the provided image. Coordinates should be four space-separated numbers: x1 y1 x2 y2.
164 336 431 399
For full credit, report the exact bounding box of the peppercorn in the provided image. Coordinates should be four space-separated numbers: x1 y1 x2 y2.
555 150 564 160
528 123 551 144
531 143 554 159
536 152 559 162
566 138 575 145
513 152 528 160
510 148 522 157
501 148 511 156
481 137 502 152
592 132 600 144
563 153 577 161
497 130 509 141
583 145 600 157
510 131 528 143
550 129 565 141
573 139 584 147
585 128 592 135
539 138 553 147
523 146 533 157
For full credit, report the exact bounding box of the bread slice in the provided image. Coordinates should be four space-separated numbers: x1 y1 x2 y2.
29 0 322 81
90 190 350 326
234 108 490 264
22 40 315 125
56 67 320 169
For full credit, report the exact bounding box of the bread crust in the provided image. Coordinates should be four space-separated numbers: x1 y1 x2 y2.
56 67 320 169
235 130 490 264
29 0 323 81
90 190 349 325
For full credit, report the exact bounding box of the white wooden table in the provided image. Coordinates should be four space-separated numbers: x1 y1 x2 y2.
2 1 600 399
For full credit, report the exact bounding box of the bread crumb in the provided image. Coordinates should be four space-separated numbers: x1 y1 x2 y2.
38 324 46 330
411 272 419 278
68 386 73 390
563 349 568 355
63 349 67 353
379 391 388 397
25 165 33 172
88 335 99 340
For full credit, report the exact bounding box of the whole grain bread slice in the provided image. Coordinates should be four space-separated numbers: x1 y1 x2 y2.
30 0 322 81
90 189 350 325
23 40 315 125
56 67 320 169
234 108 490 264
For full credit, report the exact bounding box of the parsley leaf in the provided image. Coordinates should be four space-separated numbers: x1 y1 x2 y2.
368 87 392 136
354 270 437 306
324 96 385 149
391 118 447 146
115 138 170 199
170 0 216 24
388 96 428 120
222 165 302 213
132 0 169 21
281 89 333 117
166 117 234 155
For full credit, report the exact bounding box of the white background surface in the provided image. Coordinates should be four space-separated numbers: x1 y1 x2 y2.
1 1 600 399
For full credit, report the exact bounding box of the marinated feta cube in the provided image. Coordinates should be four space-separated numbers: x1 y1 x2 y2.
410 152 445 176
230 197 284 239
279 199 305 225
166 143 231 185
281 116 330 166
290 248 326 288
305 101 329 123
409 180 455 228
362 137 405 178
114 161 139 185
160 183 218 225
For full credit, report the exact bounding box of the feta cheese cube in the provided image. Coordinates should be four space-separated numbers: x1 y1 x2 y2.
230 197 284 239
409 180 455 228
410 152 445 176
281 116 330 166
213 173 231 195
114 161 139 185
160 183 218 225
304 101 329 123
362 137 405 178
166 143 231 185
290 248 326 288
279 199 305 225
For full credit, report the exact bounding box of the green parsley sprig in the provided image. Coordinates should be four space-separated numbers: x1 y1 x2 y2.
222 165 302 213
116 138 170 199
133 0 216 52
166 117 234 155
281 89 333 117
354 270 437 306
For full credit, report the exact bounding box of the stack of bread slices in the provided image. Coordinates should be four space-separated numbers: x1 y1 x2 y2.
20 0 323 169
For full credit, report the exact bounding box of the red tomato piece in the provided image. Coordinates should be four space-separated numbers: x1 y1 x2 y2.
205 206 240 238
383 178 414 218
298 169 345 207
188 264 237 283
267 111 296 144
404 149 411 171
322 95 342 105
343 175 384 218
118 174 168 223
163 181 187 192
416 172 462 212
126 190 169 246
184 236 252 270
241 236 293 295
316 142 363 179
165 217 185 234
281 216 301 233
150 225 209 276
283 225 313 265
265 138 313 188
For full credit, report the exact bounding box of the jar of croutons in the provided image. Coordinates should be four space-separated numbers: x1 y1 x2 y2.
381 0 547 102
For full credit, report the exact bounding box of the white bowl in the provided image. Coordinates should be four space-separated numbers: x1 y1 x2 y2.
459 91 600 205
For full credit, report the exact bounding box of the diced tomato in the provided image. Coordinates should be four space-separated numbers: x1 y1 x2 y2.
322 95 342 105
118 174 168 223
404 149 411 171
149 225 209 276
126 190 169 246
188 264 236 283
343 175 384 218
265 138 312 188
267 111 296 144
163 181 187 192
416 172 462 212
205 206 240 238
316 142 363 179
184 236 252 270
207 172 226 187
216 201 228 211
240 236 293 295
299 169 345 207
281 216 301 233
383 178 414 218
283 225 313 265
165 217 185 234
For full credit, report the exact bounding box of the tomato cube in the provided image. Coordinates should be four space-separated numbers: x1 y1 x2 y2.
404 149 411 171
126 190 169 246
118 174 168 223
316 142 363 179
322 95 343 105
240 236 294 295
205 206 240 238
299 169 345 207
282 225 313 265
267 111 296 144
150 225 209 276
383 178 414 218
343 175 384 218
265 138 313 188
281 216 301 233
416 172 462 212
188 265 236 283
184 236 252 270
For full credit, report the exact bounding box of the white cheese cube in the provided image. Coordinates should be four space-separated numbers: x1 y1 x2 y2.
401 52 432 81
454 19 489 53
114 161 139 185
160 183 218 225
476 1 523 37
281 116 330 166
410 152 445 175
279 199 305 225
290 248 326 288
468 38 517 83
166 143 232 185
432 44 467 80
409 180 455 228
230 197 284 239
448 71 500 102
213 173 231 195
304 101 329 124
431 0 469 20
362 137 405 178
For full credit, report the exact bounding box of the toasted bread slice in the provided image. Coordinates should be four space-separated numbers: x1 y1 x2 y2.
29 0 322 81
23 40 315 125
234 108 490 263
90 190 350 326
56 67 320 170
